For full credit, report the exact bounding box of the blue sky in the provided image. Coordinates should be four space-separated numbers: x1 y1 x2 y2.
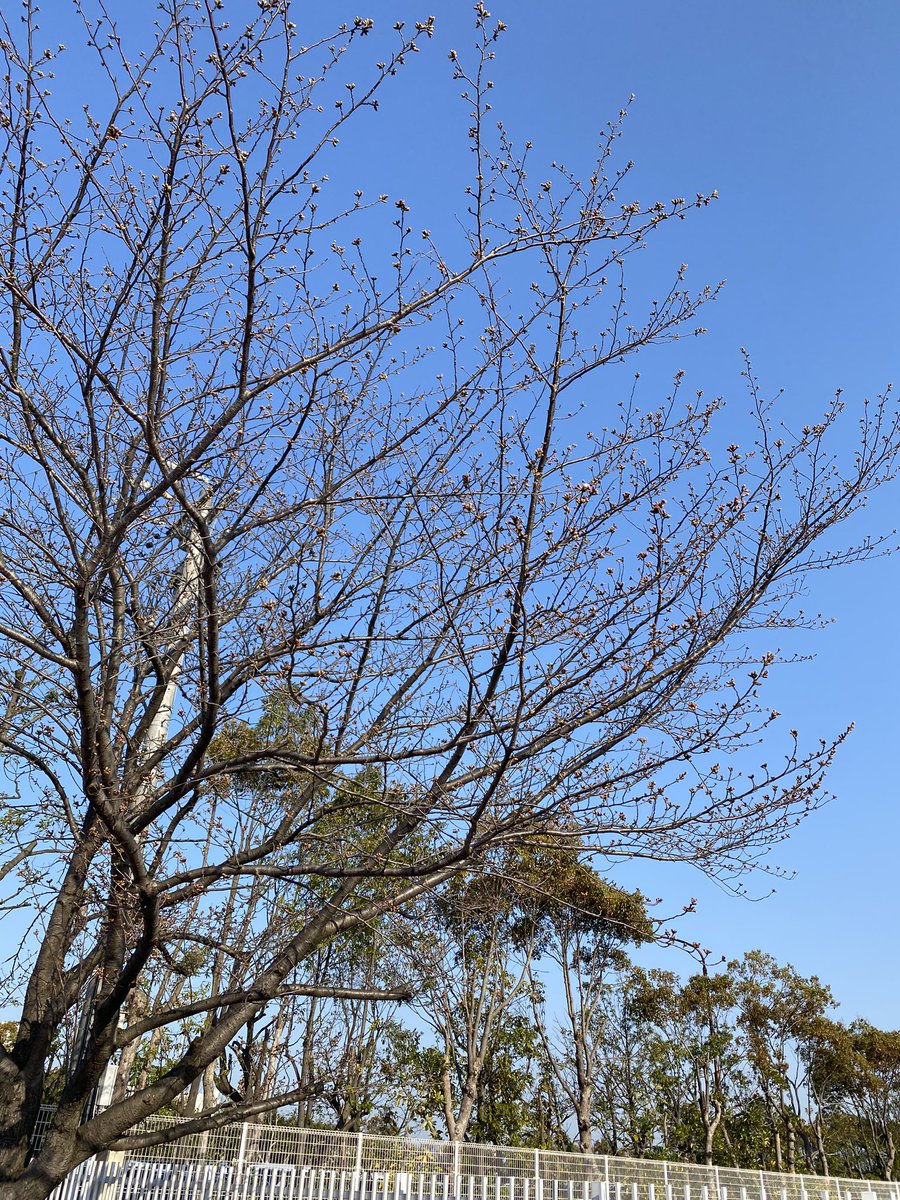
512 0 900 1024
53 0 900 1024
335 0 900 1024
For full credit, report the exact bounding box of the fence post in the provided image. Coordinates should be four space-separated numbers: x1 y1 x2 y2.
452 1142 461 1197
535 1149 541 1200
355 1131 365 1200
714 1168 721 1200
236 1121 250 1192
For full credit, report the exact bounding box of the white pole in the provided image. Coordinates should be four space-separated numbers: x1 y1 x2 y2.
237 1121 250 1182
91 499 210 1121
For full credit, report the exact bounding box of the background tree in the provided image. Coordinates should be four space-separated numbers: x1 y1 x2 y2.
844 1025 900 1181
524 845 652 1153
587 966 662 1157
733 951 835 1172
404 863 537 1142
461 1012 546 1147
624 965 741 1165
678 968 740 1166
0 1 898 1195
802 1017 856 1177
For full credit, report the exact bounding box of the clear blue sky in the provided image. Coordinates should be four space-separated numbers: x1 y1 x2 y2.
56 1 900 1025
334 0 900 1025
493 0 900 1024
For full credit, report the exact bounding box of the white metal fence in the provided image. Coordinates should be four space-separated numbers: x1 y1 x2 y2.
32 1115 900 1200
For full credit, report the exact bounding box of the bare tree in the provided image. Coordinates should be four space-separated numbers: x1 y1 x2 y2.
0 1 896 1194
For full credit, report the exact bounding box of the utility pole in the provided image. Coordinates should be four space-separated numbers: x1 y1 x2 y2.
89 497 210 1200
63 491 212 1183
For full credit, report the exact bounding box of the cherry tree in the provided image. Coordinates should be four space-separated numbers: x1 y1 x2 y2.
0 1 896 1194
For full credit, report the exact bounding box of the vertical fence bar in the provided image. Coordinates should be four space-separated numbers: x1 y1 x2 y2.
235 1122 250 1200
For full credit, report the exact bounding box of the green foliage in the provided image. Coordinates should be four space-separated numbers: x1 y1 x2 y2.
496 839 655 950
466 1015 544 1147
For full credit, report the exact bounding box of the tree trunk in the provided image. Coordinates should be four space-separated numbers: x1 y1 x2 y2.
884 1125 895 1182
0 1053 30 1187
575 1092 593 1154
704 1124 715 1168
784 1106 796 1173
814 1111 829 1177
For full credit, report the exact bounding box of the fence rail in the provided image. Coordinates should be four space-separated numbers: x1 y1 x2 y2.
32 1113 900 1200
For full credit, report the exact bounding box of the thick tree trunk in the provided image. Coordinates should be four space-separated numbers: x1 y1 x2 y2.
704 1125 715 1168
0 1102 87 1200
575 1094 593 1154
700 1096 721 1168
0 1052 30 1187
449 1073 479 1143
